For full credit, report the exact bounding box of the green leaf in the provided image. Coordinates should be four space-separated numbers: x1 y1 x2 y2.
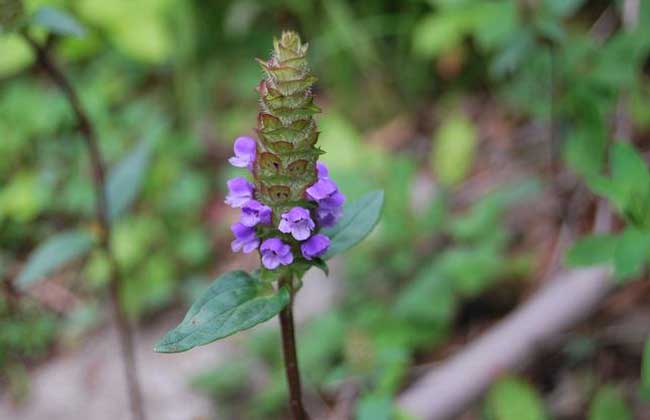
154 271 290 353
588 385 631 420
432 113 477 187
356 394 394 420
613 228 650 280
565 234 618 267
32 7 86 37
642 337 650 400
16 230 94 289
486 376 547 420
322 190 384 260
106 132 157 221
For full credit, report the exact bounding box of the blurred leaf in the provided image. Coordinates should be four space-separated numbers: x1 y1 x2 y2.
565 234 618 267
544 0 586 17
106 132 156 221
412 13 465 58
486 376 547 420
322 190 384 260
32 6 86 37
356 393 393 420
0 37 33 79
16 230 94 289
613 228 650 280
564 128 606 178
588 385 631 420
154 271 289 353
432 113 477 187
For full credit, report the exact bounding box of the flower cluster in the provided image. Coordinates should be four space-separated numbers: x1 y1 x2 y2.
225 136 345 269
223 31 345 271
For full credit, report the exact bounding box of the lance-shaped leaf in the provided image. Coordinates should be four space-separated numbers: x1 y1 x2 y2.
154 271 290 353
17 229 94 289
322 190 384 260
32 6 86 37
106 131 158 221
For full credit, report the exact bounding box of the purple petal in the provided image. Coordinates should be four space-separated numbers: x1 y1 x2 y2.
301 234 331 260
225 177 254 208
306 179 338 201
316 162 329 179
279 251 294 265
262 254 281 270
229 136 256 169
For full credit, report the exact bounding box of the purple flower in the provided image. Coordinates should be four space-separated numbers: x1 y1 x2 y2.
316 162 329 179
228 136 256 170
316 206 343 228
260 238 294 270
306 179 346 209
225 177 254 208
240 199 272 227
231 223 259 253
278 207 315 240
301 234 330 260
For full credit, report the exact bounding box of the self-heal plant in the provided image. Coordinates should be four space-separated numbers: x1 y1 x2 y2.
155 31 384 419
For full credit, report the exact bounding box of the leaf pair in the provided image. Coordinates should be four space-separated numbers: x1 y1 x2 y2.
155 190 384 353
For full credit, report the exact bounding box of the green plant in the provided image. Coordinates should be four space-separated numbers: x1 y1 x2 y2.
154 31 383 419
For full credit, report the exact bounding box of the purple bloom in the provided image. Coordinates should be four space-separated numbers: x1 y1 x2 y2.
278 207 315 240
316 162 329 179
225 177 254 208
301 234 330 260
306 179 346 209
316 206 343 228
231 223 259 253
260 238 294 270
240 200 272 227
228 136 256 170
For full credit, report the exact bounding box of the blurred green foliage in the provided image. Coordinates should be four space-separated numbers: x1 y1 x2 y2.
2 0 650 417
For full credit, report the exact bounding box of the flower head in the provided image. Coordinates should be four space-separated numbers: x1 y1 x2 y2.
260 238 294 270
278 207 315 240
228 136 256 170
301 234 330 260
231 223 260 253
240 200 272 227
225 177 254 208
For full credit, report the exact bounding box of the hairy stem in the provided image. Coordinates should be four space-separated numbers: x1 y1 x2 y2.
279 276 309 420
23 31 146 420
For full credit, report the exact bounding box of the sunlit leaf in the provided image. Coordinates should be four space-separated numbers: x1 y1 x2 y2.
486 376 548 420
588 385 631 420
32 6 86 37
154 271 290 353
322 190 384 260
565 234 618 267
432 113 477 187
16 230 94 289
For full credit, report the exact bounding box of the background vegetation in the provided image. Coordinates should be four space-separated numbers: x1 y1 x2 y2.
2 0 650 419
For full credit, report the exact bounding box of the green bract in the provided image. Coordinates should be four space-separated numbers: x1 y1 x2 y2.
254 31 322 223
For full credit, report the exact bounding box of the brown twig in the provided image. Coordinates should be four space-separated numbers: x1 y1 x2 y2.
279 275 309 420
22 31 146 420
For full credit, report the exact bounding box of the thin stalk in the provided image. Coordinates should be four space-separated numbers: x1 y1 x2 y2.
278 276 309 420
22 31 146 420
